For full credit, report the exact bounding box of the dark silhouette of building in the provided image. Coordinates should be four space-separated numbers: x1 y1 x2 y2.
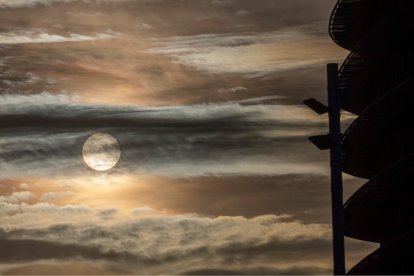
329 0 414 274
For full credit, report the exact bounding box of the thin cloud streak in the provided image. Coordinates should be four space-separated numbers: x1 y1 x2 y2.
0 31 115 45
149 29 346 77
0 0 143 9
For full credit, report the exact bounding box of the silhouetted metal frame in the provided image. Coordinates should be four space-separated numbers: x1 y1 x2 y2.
328 63 346 275
303 64 346 275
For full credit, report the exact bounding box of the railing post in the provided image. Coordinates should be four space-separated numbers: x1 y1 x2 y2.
327 63 345 275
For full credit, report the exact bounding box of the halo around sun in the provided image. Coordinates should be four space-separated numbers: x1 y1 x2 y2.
82 133 121 171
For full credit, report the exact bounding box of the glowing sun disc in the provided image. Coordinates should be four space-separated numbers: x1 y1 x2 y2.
82 133 121 171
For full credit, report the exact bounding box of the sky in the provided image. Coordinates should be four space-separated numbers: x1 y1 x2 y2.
0 0 377 274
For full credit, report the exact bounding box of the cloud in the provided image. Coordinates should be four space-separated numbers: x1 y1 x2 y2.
0 92 332 179
3 210 329 250
40 191 74 202
122 174 345 224
0 191 377 274
0 0 343 107
0 0 368 274
0 31 115 45
0 0 71 8
131 206 155 216
1 262 132 275
217 86 248 93
210 0 231 6
0 209 333 274
0 238 137 263
149 29 345 77
181 266 331 275
19 183 29 189
0 92 77 107
0 202 90 216
0 202 92 230
234 9 252 16
0 0 152 9
0 191 34 204
97 208 118 220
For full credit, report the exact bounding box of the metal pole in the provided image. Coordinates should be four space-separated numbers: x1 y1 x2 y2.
327 63 345 275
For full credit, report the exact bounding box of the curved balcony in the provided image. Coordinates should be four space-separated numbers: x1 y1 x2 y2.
329 0 409 51
338 52 368 114
348 230 414 275
344 154 414 243
341 76 414 179
330 0 359 50
339 49 414 115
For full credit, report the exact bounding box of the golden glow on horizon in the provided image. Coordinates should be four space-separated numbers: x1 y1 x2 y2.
7 175 156 212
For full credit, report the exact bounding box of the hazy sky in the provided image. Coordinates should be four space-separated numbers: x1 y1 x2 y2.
0 0 376 274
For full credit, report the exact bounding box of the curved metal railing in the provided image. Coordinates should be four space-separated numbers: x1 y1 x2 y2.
341 75 414 146
338 52 364 113
329 0 353 49
330 0 412 52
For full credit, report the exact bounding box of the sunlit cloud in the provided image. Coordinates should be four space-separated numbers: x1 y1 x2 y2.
0 191 35 204
0 0 148 9
0 31 115 45
0 198 333 274
149 29 346 77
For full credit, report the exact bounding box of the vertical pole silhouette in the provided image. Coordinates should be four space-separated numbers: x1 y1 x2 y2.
327 63 345 275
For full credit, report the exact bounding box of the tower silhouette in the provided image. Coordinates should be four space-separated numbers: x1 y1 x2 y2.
330 0 414 274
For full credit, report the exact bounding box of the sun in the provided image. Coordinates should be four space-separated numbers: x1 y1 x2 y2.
82 133 121 171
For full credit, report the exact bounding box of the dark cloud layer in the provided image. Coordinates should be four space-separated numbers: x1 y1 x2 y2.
182 267 331 275
0 238 137 263
0 98 330 178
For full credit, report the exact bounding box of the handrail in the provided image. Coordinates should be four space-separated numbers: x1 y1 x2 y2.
338 52 358 78
341 75 414 143
343 152 414 212
348 229 414 274
329 0 358 48
337 52 364 113
330 0 412 52
328 0 344 47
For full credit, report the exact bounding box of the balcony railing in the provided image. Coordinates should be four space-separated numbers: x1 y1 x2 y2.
344 153 414 243
341 76 414 179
